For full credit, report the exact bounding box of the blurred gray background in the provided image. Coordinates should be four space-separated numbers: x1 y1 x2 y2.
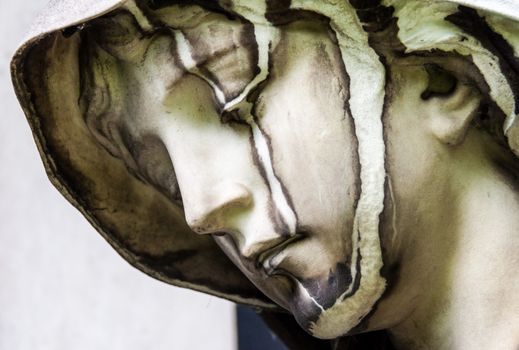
0 1 236 349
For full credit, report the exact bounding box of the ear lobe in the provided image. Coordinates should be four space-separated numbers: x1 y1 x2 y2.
425 80 482 146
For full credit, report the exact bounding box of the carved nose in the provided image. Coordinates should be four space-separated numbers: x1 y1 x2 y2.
185 182 253 234
184 182 288 261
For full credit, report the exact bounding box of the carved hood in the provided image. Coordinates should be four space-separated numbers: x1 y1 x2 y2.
10 0 519 309
11 0 278 309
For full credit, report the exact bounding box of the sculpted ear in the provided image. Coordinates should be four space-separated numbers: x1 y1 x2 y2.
421 65 482 146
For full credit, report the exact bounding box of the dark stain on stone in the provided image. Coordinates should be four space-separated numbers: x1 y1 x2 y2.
147 0 235 20
348 0 396 34
265 0 291 24
473 99 510 150
247 41 275 107
376 54 395 300
167 30 224 115
267 9 331 27
220 109 247 125
199 64 227 98
85 10 152 46
292 291 323 332
348 1 405 54
345 242 363 298
349 0 381 10
167 30 193 79
241 21 261 86
373 115 405 315
248 129 271 193
253 116 299 229
325 26 362 213
266 0 291 14
147 0 259 102
247 128 289 236
446 5 519 114
379 261 401 302
243 40 299 233
301 261 353 309
491 144 519 193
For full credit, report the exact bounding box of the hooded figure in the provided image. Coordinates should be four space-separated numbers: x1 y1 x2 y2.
11 0 519 349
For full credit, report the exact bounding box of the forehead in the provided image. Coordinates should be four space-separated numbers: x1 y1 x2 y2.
112 4 356 139
90 0 378 124
148 0 272 24
150 3 259 100
110 1 362 110
151 2 242 27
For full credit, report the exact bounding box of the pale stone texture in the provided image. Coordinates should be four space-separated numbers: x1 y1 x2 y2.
0 1 236 349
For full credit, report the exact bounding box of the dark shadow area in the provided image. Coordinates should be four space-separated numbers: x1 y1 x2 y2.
238 306 397 350
237 305 287 350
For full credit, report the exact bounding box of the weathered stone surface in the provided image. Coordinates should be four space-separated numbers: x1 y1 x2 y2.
11 1 519 349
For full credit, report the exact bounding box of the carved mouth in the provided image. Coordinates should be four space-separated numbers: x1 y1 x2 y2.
257 233 306 275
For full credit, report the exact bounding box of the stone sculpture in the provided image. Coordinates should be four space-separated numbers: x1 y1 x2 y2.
11 0 519 349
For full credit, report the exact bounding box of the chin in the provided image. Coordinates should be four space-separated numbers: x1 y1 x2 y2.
287 279 351 339
289 280 328 332
281 275 381 340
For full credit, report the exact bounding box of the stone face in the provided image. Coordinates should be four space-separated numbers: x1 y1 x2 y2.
11 0 519 348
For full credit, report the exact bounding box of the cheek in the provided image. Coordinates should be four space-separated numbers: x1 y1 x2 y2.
129 134 182 205
150 75 285 255
255 22 360 259
154 77 256 220
384 67 445 202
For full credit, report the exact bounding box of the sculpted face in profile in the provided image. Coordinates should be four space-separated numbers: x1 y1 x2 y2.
12 0 519 349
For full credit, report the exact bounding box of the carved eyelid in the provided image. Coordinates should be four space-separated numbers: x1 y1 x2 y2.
172 31 265 123
172 29 256 110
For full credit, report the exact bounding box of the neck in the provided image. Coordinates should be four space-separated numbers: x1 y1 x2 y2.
371 133 519 349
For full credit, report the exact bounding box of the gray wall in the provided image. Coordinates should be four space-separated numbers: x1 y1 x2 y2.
0 1 236 349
